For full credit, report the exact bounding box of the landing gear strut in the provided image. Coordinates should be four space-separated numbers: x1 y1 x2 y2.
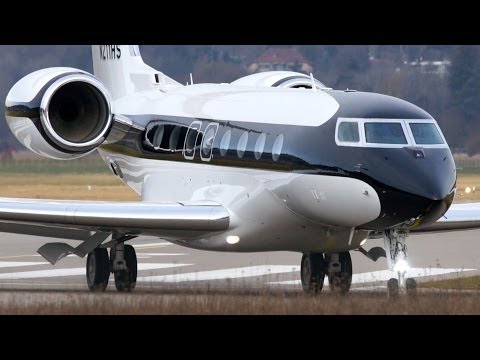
111 243 137 292
85 237 138 292
383 229 416 297
301 251 353 295
326 252 353 295
301 253 326 294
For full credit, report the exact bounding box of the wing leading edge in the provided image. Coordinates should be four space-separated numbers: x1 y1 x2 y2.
0 197 230 237
414 202 480 232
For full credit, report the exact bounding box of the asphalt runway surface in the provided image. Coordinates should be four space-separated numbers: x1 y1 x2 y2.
0 229 478 293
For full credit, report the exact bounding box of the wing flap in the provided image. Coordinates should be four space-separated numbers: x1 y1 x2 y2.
0 197 230 233
37 231 110 265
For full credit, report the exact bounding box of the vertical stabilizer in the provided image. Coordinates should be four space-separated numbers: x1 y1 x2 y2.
91 45 181 100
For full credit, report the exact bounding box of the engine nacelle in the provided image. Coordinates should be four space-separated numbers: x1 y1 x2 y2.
231 71 328 89
5 67 113 160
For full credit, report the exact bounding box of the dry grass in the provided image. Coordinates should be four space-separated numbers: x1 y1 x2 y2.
0 174 139 201
421 276 480 291
0 152 479 201
0 171 477 202
0 290 479 314
455 173 480 201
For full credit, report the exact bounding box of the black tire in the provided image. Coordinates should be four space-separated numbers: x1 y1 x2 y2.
387 278 399 298
301 253 326 294
327 251 353 295
406 278 417 297
86 248 110 292
114 245 137 292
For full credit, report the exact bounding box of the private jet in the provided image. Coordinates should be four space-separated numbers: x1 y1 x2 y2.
3 45 478 297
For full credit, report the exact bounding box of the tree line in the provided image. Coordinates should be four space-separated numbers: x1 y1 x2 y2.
0 45 478 154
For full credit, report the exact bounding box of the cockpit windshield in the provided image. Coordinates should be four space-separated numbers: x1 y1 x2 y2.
365 123 407 144
335 118 447 148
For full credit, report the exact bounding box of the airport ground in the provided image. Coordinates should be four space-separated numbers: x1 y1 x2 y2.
0 155 480 314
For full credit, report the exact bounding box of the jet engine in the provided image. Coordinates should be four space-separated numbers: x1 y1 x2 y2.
5 67 113 160
231 71 328 89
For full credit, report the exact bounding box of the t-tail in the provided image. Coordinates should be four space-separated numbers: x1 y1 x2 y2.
91 45 181 100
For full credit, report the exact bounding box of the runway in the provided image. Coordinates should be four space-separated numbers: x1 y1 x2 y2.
0 229 478 293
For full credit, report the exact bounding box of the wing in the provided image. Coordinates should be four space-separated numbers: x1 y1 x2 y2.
0 197 230 264
0 197 229 235
413 202 480 232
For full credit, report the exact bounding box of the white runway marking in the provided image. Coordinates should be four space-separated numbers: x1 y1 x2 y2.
268 267 477 286
137 253 185 259
133 242 172 249
137 265 300 283
352 268 476 284
0 263 191 280
137 253 186 256
351 285 387 291
0 261 48 268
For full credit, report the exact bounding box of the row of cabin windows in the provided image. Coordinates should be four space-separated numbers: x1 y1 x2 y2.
219 130 283 161
144 123 284 161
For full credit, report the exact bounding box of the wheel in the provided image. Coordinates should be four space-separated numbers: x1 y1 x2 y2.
387 278 399 298
86 248 110 292
301 253 326 294
406 277 417 296
114 245 137 292
327 251 353 295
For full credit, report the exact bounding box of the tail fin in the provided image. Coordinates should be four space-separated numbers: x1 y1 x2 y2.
91 45 181 100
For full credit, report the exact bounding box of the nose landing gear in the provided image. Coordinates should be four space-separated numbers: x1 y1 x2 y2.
383 229 417 298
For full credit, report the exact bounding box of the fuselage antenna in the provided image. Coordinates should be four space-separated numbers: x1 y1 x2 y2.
310 73 317 92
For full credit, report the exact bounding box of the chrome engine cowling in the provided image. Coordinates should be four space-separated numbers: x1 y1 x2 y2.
231 71 327 89
5 67 113 159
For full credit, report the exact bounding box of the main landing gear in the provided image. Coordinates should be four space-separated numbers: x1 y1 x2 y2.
86 239 138 292
301 251 353 295
383 229 416 298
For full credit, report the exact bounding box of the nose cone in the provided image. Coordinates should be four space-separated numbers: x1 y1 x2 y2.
367 147 456 201
418 168 456 201
360 147 456 230
399 150 456 201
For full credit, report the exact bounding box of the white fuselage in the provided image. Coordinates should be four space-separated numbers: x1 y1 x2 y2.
94 85 384 253
5 62 455 254
98 147 377 253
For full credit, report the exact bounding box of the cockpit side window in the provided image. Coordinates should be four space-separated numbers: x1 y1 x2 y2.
336 120 361 146
408 123 444 145
338 122 360 143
